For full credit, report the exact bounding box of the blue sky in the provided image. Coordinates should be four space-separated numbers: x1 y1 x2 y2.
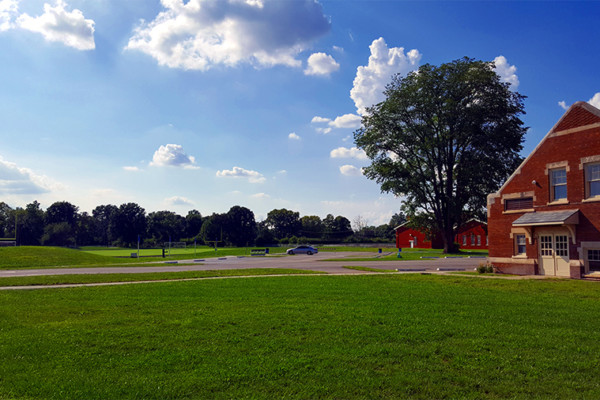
1 0 599 226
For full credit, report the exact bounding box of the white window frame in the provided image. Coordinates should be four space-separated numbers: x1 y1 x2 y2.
515 234 526 256
585 162 600 199
477 235 481 246
550 168 567 202
462 235 467 246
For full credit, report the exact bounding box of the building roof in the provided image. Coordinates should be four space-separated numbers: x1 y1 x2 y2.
488 101 600 203
512 209 579 226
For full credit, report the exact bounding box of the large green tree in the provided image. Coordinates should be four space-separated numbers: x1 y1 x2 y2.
265 209 301 240
355 57 526 252
226 206 256 247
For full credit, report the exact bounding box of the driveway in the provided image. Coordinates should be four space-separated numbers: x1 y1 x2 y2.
0 252 483 278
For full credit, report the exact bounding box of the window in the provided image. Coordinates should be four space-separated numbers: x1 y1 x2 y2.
550 168 567 201
585 163 600 199
477 235 481 246
486 236 488 246
515 234 526 255
589 249 600 261
462 235 466 246
470 234 475 246
505 197 533 211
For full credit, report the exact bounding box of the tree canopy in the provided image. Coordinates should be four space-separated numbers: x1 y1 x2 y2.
355 57 527 252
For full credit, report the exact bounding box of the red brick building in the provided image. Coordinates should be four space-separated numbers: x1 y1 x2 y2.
394 222 443 249
487 101 600 278
455 219 488 250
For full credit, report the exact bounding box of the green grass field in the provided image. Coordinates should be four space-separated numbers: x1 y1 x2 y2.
0 246 289 269
1 274 599 399
325 247 488 261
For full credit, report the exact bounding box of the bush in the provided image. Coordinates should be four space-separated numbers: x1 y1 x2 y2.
477 263 495 274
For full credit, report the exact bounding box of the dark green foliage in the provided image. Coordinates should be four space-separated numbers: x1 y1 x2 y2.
147 210 185 244
355 57 527 252
265 208 302 239
92 204 118 246
114 202 147 247
185 209 203 238
225 205 257 247
16 201 45 245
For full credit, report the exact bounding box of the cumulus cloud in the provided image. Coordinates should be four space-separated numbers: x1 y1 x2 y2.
350 37 421 115
216 166 266 183
493 55 519 90
311 113 361 133
150 144 198 168
123 166 142 172
251 192 270 199
0 0 18 32
589 93 600 109
0 156 60 195
165 196 194 206
17 0 95 50
288 132 300 140
558 101 568 110
330 146 367 160
125 0 330 71
339 164 363 176
304 52 339 76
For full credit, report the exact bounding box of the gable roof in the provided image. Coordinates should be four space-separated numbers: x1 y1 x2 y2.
489 101 600 199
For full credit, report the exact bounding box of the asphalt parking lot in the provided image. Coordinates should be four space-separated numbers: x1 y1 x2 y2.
0 252 484 278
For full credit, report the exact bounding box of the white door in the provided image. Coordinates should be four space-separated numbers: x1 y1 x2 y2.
538 232 570 277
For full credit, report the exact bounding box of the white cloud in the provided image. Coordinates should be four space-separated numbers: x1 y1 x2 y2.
150 144 198 168
311 116 330 124
165 196 194 206
123 166 141 172
125 0 330 71
17 0 95 50
493 55 519 90
251 192 270 199
350 37 421 115
288 132 300 140
304 52 339 76
0 0 18 32
311 113 361 133
589 93 600 109
339 164 363 176
330 147 367 160
558 101 568 110
216 166 266 183
0 156 61 195
330 113 361 129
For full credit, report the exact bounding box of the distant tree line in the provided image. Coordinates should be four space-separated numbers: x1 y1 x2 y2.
0 201 406 248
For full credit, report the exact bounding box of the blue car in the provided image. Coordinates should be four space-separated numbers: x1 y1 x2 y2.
286 245 318 255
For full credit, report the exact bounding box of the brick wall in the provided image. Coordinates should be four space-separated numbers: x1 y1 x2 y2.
488 102 600 277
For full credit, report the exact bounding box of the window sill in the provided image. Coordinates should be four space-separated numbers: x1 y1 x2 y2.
503 209 534 214
582 197 600 203
512 255 528 259
547 199 569 206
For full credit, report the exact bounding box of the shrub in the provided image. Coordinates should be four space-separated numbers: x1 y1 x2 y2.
477 262 495 274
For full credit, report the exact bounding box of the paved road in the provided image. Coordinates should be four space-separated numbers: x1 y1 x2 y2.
0 252 484 278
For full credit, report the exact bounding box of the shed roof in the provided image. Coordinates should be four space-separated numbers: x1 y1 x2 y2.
512 209 579 226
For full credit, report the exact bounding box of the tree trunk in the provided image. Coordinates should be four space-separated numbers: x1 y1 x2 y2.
442 226 458 254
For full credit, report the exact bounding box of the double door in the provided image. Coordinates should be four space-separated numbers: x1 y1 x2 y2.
538 231 570 277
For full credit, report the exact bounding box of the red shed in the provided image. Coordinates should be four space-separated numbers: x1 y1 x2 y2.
487 101 600 278
394 222 443 249
455 219 488 250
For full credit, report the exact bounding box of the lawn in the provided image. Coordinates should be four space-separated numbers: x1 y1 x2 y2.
325 247 488 261
0 246 289 269
1 274 599 399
